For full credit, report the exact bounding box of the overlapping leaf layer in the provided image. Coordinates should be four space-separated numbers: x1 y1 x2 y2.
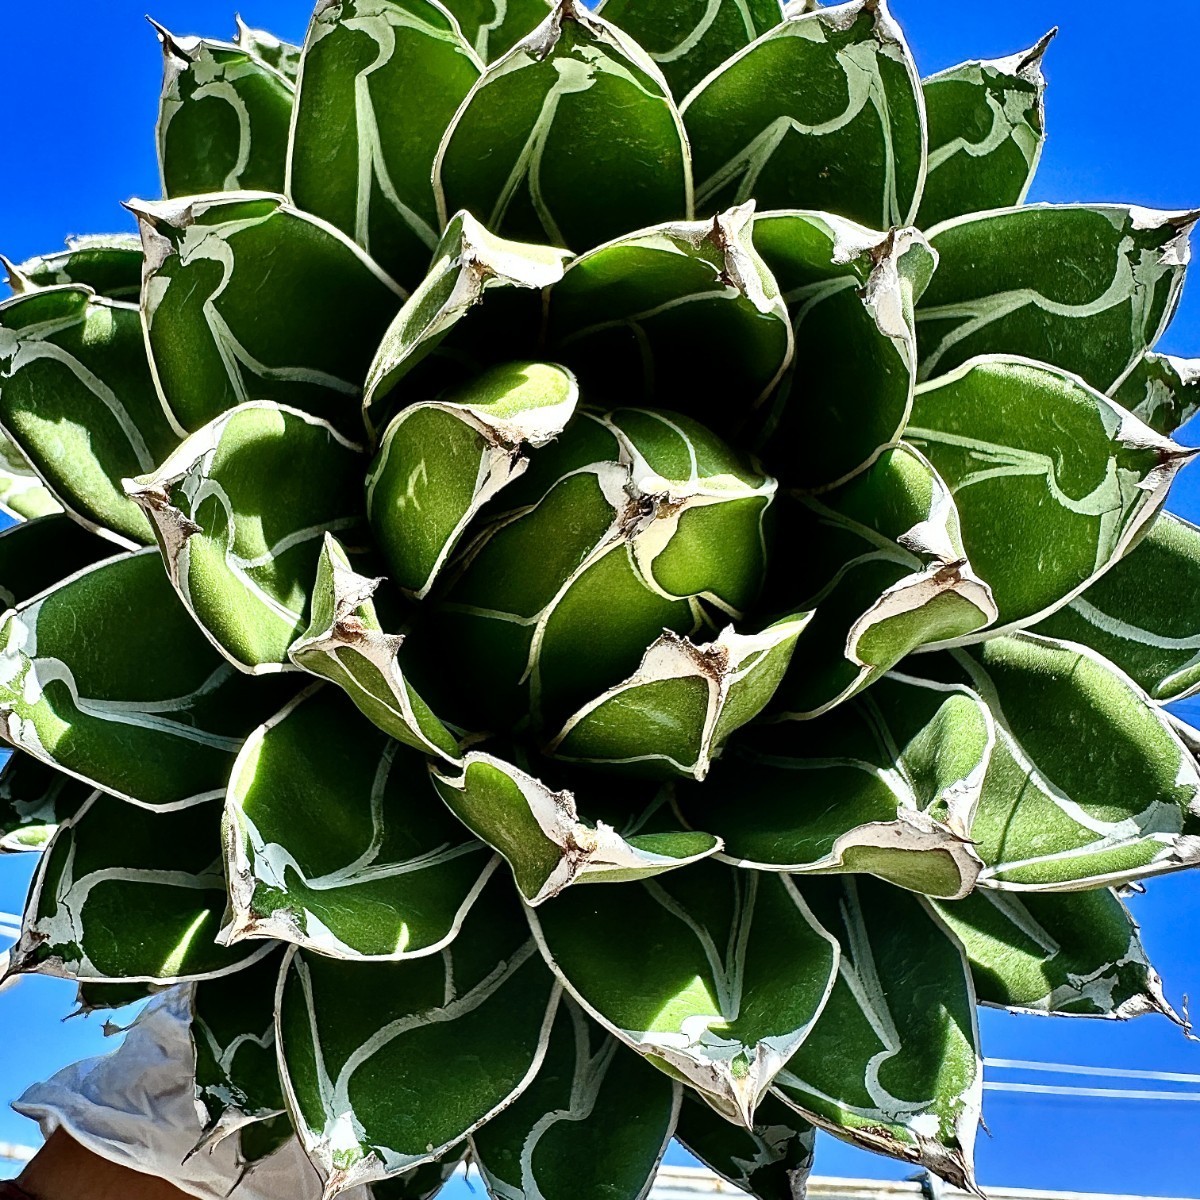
2 1 1198 1196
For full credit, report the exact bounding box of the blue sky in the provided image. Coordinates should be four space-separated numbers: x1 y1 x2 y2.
3 0 1200 1194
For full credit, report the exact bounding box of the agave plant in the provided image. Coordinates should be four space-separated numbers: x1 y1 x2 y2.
3 1 1200 1196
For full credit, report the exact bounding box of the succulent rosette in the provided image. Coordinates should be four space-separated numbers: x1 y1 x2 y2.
3 1 1200 1197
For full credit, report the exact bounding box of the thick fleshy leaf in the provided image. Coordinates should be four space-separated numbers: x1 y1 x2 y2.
916 32 1053 229
362 211 570 433
367 361 578 598
918 205 1196 391
0 514 117 609
471 999 678 1200
528 862 839 1126
674 1088 815 1200
546 205 792 436
598 0 783 100
681 1 926 229
752 212 934 488
1034 514 1200 702
3 234 143 301
287 0 482 289
0 550 290 808
133 192 404 436
153 24 294 197
0 432 60 521
769 443 996 718
276 870 560 1196
223 685 490 959
234 17 303 79
367 1148 467 1200
434 2 692 253
441 0 555 61
684 672 990 899
549 614 809 780
6 792 269 984
773 877 980 1190
907 357 1194 638
431 751 719 904
1113 352 1200 436
127 402 365 674
289 537 460 757
0 753 91 854
0 286 180 545
933 888 1175 1020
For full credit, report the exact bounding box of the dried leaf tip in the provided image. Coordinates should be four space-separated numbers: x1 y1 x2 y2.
0 255 31 295
1018 27 1059 75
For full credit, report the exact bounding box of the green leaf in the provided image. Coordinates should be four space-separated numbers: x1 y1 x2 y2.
132 192 404 436
0 286 180 545
289 536 460 758
751 213 934 488
908 357 1195 637
1034 514 1200 702
0 431 59 520
287 0 482 290
6 792 270 984
0 752 92 854
72 979 162 1016
546 204 793 437
0 550 290 808
153 23 295 198
434 2 693 253
367 361 579 598
597 0 783 100
223 684 491 960
276 869 560 1194
916 31 1053 229
917 205 1197 392
441 0 553 61
1112 351 1200 436
234 17 303 80
362 211 571 434
127 402 366 674
681 1 926 229
471 999 678 1200
431 751 719 904
683 672 989 899
932 888 1176 1020
3 234 143 301
367 1147 468 1200
0 513 117 609
674 1088 815 1200
773 877 980 1190
528 861 839 1125
549 613 810 781
769 443 996 718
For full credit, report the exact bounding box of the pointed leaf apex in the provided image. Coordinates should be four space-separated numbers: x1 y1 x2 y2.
145 15 195 61
0 255 32 295
1019 26 1058 74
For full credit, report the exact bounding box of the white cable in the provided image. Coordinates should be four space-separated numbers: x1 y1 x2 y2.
985 1081 1200 1102
986 1057 1200 1086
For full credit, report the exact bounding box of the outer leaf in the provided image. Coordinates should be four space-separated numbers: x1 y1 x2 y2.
598 0 783 99
1113 351 1200 436
362 210 570 434
471 1000 679 1200
127 402 365 674
907 356 1194 638
289 536 460 758
546 204 793 437
153 24 295 197
367 361 579 598
0 286 180 545
434 1 693 253
368 1148 467 1200
1034 514 1200 702
933 888 1176 1020
276 870 560 1196
441 0 554 61
916 32 1053 229
0 514 116 609
0 753 91 854
549 614 810 780
0 550 291 808
918 205 1197 391
223 685 491 960
3 234 143 301
681 0 926 230
684 672 990 899
6 792 269 984
235 17 304 79
0 432 60 520
674 1088 815 1200
752 212 935 488
133 192 404 436
770 443 996 718
528 861 840 1126
431 751 719 904
287 0 482 289
773 877 981 1190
